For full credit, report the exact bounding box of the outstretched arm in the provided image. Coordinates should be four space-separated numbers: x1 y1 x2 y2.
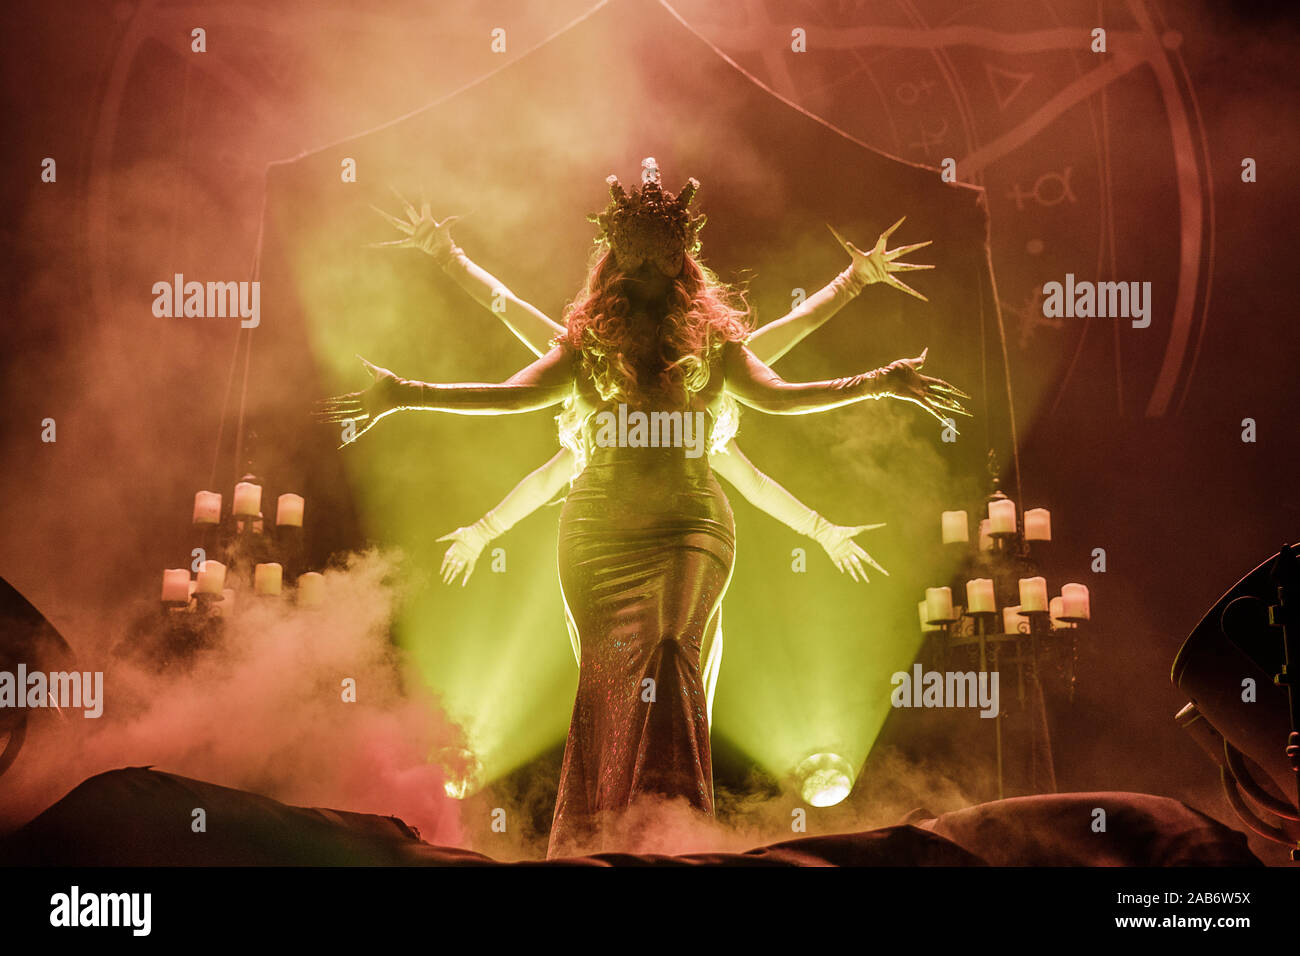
371 192 561 357
711 441 888 581
437 243 562 358
437 448 574 586
747 266 866 366
747 218 933 366
316 347 574 441
437 429 895 583
723 342 969 422
374 197 932 367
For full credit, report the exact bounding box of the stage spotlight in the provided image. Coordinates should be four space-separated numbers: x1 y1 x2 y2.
0 576 76 778
1172 543 1300 858
438 748 483 800
795 752 855 807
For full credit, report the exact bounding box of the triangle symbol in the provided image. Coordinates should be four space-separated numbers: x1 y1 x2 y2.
985 63 1034 111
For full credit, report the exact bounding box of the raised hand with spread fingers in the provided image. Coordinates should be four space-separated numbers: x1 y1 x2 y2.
368 186 461 261
828 216 934 302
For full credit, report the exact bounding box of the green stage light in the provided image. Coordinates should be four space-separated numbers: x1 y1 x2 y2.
796 752 855 807
439 746 484 799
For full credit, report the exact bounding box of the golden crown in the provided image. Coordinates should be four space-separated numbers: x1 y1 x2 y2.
588 157 706 276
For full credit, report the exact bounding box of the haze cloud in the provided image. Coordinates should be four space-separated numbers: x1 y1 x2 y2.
3 550 466 847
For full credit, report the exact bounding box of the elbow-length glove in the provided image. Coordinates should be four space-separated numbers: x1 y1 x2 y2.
316 352 571 442
725 343 971 425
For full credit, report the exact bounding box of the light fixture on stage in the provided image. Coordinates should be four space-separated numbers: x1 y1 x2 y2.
1172 543 1300 860
0 576 77 779
795 752 854 807
439 747 484 800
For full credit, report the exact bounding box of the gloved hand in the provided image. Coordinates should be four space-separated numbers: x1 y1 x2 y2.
314 356 407 444
436 514 506 586
368 186 462 263
827 216 933 301
809 515 889 582
875 348 972 430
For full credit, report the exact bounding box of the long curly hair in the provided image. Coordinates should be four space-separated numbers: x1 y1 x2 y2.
558 248 751 405
553 247 750 473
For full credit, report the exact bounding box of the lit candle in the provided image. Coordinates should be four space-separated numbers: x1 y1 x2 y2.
988 498 1017 535
1002 605 1026 635
1018 576 1048 612
298 571 326 607
195 560 226 595
1049 596 1073 629
193 491 222 525
233 481 262 517
965 578 996 614
276 493 305 527
925 586 954 623
978 519 993 551
941 510 969 544
1061 583 1091 620
161 569 190 603
917 600 939 633
1024 508 1052 541
254 562 282 596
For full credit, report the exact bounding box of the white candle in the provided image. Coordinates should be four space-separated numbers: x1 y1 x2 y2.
215 588 236 619
233 481 262 517
1018 576 1048 612
193 491 222 525
978 519 993 551
1002 605 1026 635
1049 596 1074 629
1024 508 1051 541
277 493 305 527
988 498 1017 535
1062 583 1091 620
965 578 995 614
924 586 954 623
941 510 969 544
298 571 326 607
195 560 226 595
917 600 939 633
254 562 282 596
161 569 190 603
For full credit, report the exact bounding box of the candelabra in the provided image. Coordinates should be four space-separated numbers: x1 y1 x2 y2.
154 474 325 657
918 452 1093 800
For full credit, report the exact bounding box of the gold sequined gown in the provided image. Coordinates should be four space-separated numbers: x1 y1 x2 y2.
548 416 733 858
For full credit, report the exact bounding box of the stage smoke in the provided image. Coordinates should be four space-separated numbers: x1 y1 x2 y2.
1 550 466 846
